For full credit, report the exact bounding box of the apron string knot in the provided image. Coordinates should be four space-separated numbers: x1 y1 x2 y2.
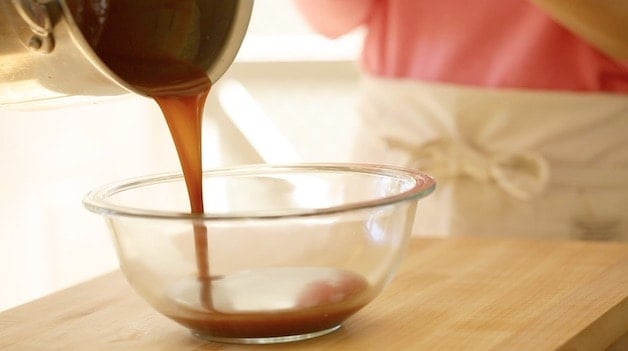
385 138 549 200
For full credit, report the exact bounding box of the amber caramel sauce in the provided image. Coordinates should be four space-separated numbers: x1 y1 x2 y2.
172 298 365 339
73 0 371 339
71 0 212 287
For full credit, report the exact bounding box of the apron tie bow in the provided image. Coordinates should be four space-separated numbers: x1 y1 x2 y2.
386 138 549 200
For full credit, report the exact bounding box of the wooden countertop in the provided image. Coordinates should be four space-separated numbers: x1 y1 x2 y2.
1 237 627 351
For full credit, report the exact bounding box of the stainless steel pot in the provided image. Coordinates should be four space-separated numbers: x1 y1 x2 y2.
0 0 253 109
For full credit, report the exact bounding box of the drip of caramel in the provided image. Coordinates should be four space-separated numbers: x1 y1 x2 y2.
73 0 212 296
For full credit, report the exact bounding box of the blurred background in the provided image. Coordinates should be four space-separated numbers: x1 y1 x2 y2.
0 1 364 311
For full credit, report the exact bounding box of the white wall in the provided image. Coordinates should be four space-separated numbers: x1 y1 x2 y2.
0 97 179 311
0 1 363 311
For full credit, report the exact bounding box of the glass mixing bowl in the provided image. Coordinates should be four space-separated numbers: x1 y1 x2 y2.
83 163 435 344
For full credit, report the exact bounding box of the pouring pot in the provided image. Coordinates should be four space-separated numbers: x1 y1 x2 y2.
0 0 253 109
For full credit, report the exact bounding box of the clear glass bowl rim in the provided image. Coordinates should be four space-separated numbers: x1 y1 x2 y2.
83 163 436 220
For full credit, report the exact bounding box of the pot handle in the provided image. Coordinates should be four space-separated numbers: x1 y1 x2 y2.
11 0 55 53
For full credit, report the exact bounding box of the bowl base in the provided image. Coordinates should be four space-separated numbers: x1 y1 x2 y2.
191 324 341 344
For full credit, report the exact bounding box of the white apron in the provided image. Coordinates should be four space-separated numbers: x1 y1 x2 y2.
352 76 628 241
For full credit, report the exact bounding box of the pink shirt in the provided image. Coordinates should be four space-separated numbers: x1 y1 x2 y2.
295 0 628 93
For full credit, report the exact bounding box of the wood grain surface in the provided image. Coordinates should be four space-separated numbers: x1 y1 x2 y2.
1 237 627 351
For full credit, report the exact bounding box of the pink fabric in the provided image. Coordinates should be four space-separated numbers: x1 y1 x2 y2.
295 0 628 93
